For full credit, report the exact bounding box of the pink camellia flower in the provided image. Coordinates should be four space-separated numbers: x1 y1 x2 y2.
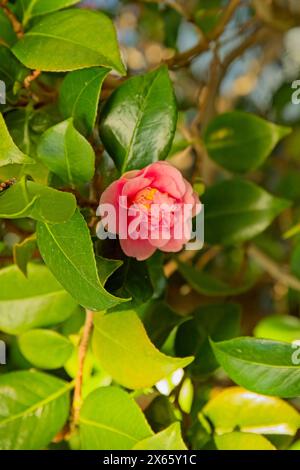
99 161 200 261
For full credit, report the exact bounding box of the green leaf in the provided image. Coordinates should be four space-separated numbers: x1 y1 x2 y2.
18 0 81 26
0 178 77 223
142 300 187 348
211 337 300 397
96 255 123 285
0 10 17 46
147 251 167 299
13 233 37 276
6 106 61 157
204 111 291 173
36 209 127 311
203 386 300 435
178 260 260 297
60 67 110 136
215 432 276 450
175 304 241 376
254 315 300 343
64 336 94 380
18 329 74 369
133 423 187 450
0 46 28 103
0 370 71 450
92 310 194 389
195 9 223 35
289 440 300 450
12 9 126 74
144 396 177 433
1 108 49 184
79 387 153 450
0 263 78 334
37 119 95 186
112 258 154 311
0 113 33 167
203 179 290 245
100 66 177 172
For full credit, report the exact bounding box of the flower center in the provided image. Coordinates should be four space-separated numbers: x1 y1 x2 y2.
134 187 158 209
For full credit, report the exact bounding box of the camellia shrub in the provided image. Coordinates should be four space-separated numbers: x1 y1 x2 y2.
1 0 300 452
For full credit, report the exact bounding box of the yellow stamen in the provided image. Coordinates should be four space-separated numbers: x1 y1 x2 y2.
135 187 157 209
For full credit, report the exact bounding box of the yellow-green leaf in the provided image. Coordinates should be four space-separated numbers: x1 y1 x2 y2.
133 423 187 450
215 432 276 450
203 387 300 436
92 310 194 389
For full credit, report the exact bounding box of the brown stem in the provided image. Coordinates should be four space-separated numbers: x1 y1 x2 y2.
196 246 222 270
0 1 24 38
166 0 242 68
24 70 41 89
71 310 94 430
164 250 199 279
164 245 221 279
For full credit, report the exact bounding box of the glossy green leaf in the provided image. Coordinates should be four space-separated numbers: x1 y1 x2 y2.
0 113 33 167
12 10 126 74
100 66 177 172
133 423 187 450
0 10 17 46
204 111 291 173
211 337 300 397
37 209 127 311
79 387 153 450
6 106 60 158
0 370 71 450
18 329 74 369
92 310 194 389
0 178 77 223
175 304 241 375
254 315 300 343
215 432 275 450
13 233 37 276
18 0 81 26
3 109 51 184
37 118 95 186
0 263 78 334
203 179 290 245
203 387 300 435
178 260 260 297
60 67 110 135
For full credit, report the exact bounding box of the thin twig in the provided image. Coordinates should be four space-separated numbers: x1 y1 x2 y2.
24 70 41 89
196 246 221 270
207 0 241 40
166 0 242 68
0 1 24 38
164 250 198 278
164 245 221 279
71 310 94 430
248 245 300 292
